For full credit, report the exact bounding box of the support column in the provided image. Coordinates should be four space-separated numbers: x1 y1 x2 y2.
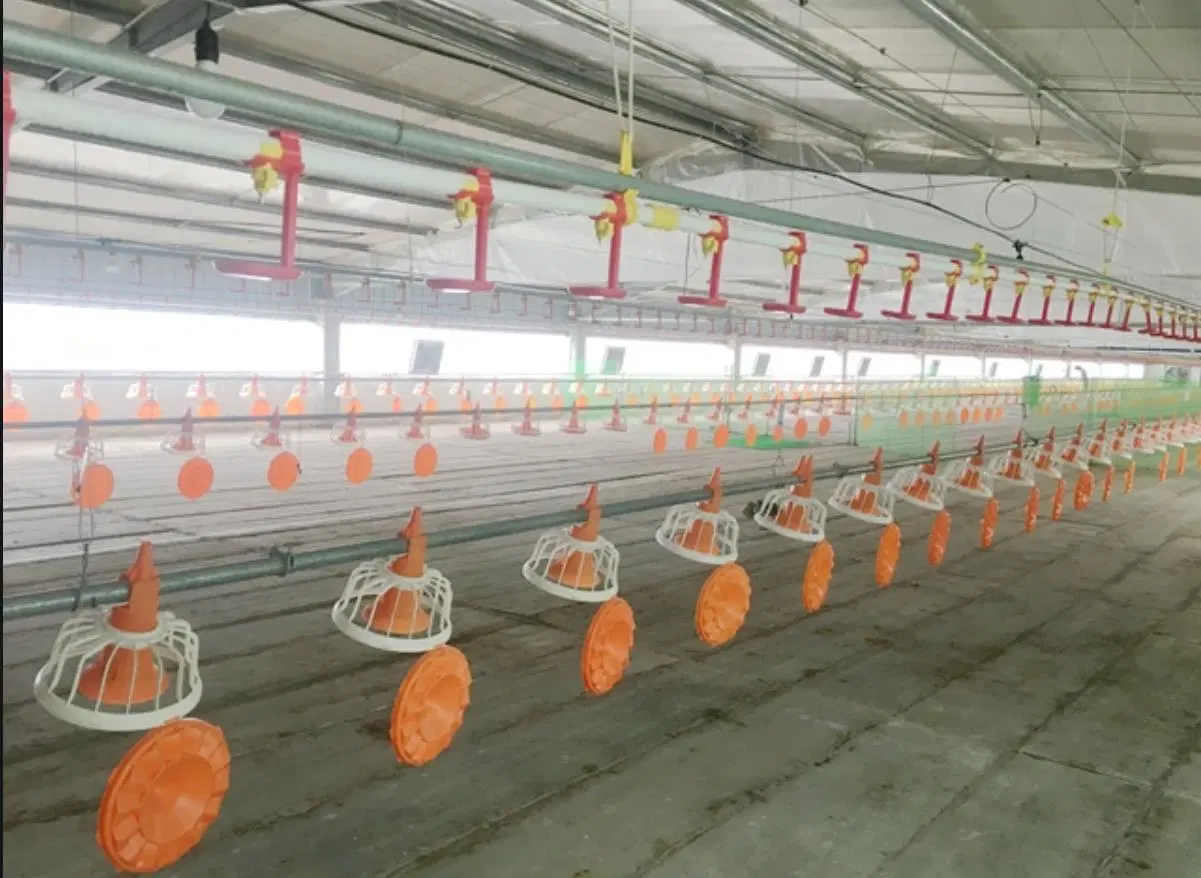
980 356 988 379
839 348 850 383
1189 367 1200 386
918 352 927 382
569 324 587 381
731 338 743 383
321 314 341 414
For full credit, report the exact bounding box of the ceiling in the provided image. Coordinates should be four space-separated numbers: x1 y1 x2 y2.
2 0 1200 353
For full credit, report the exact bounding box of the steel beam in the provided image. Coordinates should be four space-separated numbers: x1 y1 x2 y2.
673 0 995 157
47 0 213 96
646 140 1201 197
504 0 865 150
894 0 1140 168
351 0 761 143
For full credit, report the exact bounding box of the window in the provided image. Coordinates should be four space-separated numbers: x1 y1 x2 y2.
856 356 872 378
600 346 626 375
808 355 825 378
751 353 770 377
409 340 444 375
926 358 941 378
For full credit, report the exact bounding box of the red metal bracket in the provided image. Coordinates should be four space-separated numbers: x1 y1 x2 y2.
215 130 304 281
570 192 628 300
3 70 13 209
1082 284 1101 326
881 252 921 320
994 269 1029 325
824 243 870 318
1139 303 1162 336
1026 275 1056 326
678 215 729 308
763 231 808 315
1100 291 1119 328
1114 297 1135 332
427 168 496 294
1054 279 1080 326
965 264 1000 322
926 259 963 321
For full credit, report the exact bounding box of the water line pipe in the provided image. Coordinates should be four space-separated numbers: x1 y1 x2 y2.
2 23 1184 302
2 440 1015 620
11 88 908 269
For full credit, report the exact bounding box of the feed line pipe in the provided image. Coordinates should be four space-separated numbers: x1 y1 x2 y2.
3 441 1008 620
0 23 1177 298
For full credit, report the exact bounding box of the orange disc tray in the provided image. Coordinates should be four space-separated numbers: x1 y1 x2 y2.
390 646 472 767
694 563 751 647
97 718 231 874
580 597 636 695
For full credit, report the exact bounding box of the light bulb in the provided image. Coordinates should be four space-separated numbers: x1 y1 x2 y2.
185 21 225 120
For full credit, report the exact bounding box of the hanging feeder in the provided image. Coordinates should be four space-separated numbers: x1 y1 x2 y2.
523 484 621 603
33 543 203 732
569 191 631 299
330 408 365 445
988 431 1036 486
240 374 273 417
1025 428 1064 480
881 252 921 320
332 508 454 653
763 231 808 315
752 454 828 543
965 264 1000 322
512 398 541 436
251 407 290 450
942 436 994 499
925 259 963 321
3 371 28 423
1055 423 1091 472
214 130 304 281
824 243 870 318
54 416 104 463
460 403 491 440
1085 420 1113 467
656 468 740 565
887 440 948 512
185 373 220 418
602 399 628 432
677 215 730 308
1026 275 1058 326
828 448 894 526
427 168 497 293
161 409 205 455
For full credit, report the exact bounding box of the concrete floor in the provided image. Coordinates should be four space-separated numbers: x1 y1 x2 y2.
3 418 1198 878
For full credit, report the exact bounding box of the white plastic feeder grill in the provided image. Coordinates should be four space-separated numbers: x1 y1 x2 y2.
523 531 620 603
1162 423 1186 449
125 381 153 399
331 508 452 654
887 466 947 512
32 544 203 733
753 490 827 543
1055 440 1090 472
54 427 104 463
754 455 827 543
828 478 894 525
828 451 893 526
655 469 739 565
988 452 1037 486
1023 445 1063 481
941 459 994 500
160 417 205 455
251 427 290 450
332 558 453 653
330 419 366 445
60 381 91 399
656 507 740 565
1086 436 1113 468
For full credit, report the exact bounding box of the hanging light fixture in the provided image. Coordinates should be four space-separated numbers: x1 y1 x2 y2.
185 17 225 121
